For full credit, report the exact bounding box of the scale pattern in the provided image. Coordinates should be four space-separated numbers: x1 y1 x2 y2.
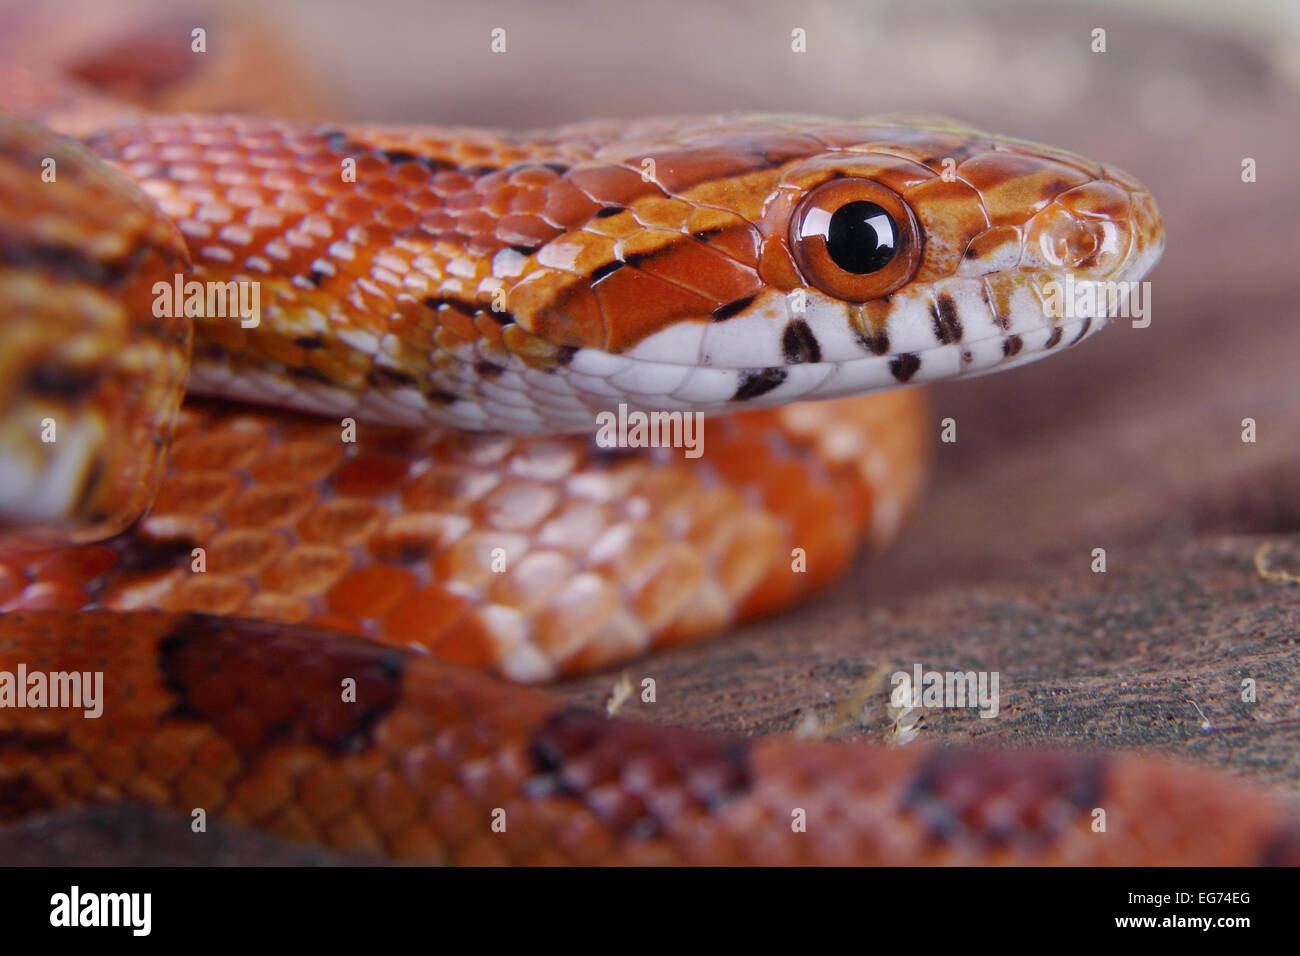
2 612 1296 865
3 85 1286 866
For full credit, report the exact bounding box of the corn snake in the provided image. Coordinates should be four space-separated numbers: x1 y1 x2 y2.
1 59 1297 865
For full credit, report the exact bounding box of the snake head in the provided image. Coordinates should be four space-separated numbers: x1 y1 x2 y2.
507 114 1164 428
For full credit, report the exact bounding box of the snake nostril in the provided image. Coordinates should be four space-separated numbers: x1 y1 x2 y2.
1063 220 1103 268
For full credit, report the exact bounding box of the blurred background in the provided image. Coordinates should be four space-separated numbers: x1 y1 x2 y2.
0 0 1297 860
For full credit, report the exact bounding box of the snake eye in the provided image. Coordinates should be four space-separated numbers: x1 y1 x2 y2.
789 178 922 302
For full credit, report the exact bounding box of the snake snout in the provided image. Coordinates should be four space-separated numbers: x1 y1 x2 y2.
1024 169 1163 285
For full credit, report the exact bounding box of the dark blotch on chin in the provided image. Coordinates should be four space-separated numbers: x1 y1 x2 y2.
855 328 890 355
890 353 921 382
930 294 963 344
733 367 787 401
781 319 821 364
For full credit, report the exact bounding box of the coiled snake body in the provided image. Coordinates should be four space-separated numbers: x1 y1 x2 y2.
1 68 1296 865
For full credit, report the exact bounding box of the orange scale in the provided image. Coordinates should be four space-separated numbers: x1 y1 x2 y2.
380 584 475 649
455 208 499 239
627 465 701 514
168 427 268 471
149 470 242 514
305 612 368 638
534 501 611 551
696 223 762 265
406 186 442 211
260 805 324 847
362 772 421 835
594 268 715 353
715 514 783 601
466 235 505 260
758 460 816 513
231 766 297 822
757 234 803 288
568 165 660 208
250 331 308 369
87 742 142 788
507 165 559 188
388 823 445 864
482 185 519 217
433 325 473 354
369 710 431 754
444 189 483 213
532 572 621 659
189 734 243 785
205 528 288 577
708 433 777 485
166 574 252 615
428 787 485 849
653 584 733 649
431 305 478 341
582 212 643 239
453 837 511 867
471 313 508 347
480 481 560 532
29 545 118 587
245 437 345 485
418 209 456 236
426 615 497 671
222 482 318 529
526 279 607 350
508 187 548 215
488 550 575 612
589 521 668 581
244 591 313 624
260 545 353 596
431 531 529 590
61 762 108 802
627 544 708 633
4 580 88 612
496 214 558 248
791 493 852 553
333 454 414 496
137 729 203 782
634 241 761 305
299 761 359 825
325 565 418 621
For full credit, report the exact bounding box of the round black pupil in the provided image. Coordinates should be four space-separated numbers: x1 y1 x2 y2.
825 201 898 274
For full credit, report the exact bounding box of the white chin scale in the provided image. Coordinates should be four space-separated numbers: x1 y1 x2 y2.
187 253 1151 435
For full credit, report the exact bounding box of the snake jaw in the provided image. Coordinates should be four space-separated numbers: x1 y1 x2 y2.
607 137 1164 416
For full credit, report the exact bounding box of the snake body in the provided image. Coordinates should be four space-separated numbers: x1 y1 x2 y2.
2 67 1296 864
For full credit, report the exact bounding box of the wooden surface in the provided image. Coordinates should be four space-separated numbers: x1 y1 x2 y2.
1 0 1296 863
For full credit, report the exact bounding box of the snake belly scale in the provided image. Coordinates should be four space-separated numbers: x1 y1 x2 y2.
2 77 1297 864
